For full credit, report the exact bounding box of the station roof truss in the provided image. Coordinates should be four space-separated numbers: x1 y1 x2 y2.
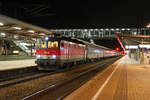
0 14 53 43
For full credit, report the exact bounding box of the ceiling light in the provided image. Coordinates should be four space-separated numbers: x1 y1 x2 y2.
127 28 130 30
111 28 114 31
121 28 125 31
116 28 119 31
39 33 45 35
0 22 4 26
1 32 6 37
13 27 22 30
28 30 35 33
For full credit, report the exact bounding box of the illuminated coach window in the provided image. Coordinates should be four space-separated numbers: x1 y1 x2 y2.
48 41 58 48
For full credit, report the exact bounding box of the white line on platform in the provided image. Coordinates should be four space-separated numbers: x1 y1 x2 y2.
91 56 125 100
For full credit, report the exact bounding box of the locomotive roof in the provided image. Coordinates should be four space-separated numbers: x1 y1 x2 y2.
50 33 114 50
47 33 85 44
75 38 112 50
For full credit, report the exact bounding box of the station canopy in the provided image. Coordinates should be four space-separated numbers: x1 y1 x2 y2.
115 33 150 49
0 14 53 42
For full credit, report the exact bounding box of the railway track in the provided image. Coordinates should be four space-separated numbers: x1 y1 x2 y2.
0 56 121 100
0 56 119 88
0 70 49 88
0 63 88 88
21 56 121 100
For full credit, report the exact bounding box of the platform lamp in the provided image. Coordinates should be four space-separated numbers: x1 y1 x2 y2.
146 23 150 35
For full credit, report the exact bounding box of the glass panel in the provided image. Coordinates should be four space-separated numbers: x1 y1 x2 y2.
53 41 58 48
48 41 53 48
48 41 58 48
41 41 46 48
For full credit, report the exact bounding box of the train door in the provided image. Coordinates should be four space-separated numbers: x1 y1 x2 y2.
68 43 72 61
60 41 68 62
86 44 89 61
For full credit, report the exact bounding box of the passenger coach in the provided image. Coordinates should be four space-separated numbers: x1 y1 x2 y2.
35 34 119 70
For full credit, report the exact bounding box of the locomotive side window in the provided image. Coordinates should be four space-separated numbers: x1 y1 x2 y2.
61 42 64 47
53 41 58 48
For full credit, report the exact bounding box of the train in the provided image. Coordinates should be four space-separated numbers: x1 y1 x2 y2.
35 34 120 71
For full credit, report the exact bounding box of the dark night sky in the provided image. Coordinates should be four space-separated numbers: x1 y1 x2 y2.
0 0 150 29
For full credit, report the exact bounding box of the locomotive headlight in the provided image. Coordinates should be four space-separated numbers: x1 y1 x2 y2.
52 55 56 59
37 55 41 59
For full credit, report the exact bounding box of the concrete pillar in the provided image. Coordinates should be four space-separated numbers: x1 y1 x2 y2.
140 49 144 64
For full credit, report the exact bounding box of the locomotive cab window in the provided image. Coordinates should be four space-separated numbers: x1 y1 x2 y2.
39 40 59 49
48 41 58 48
41 41 46 48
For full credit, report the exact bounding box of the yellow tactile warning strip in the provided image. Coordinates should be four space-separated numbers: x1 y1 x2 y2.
64 55 150 100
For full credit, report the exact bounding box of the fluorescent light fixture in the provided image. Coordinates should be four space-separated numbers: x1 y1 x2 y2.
105 28 109 31
116 28 119 31
139 44 150 49
0 22 4 26
147 24 150 28
14 35 18 38
84 29 88 32
127 28 130 30
94 50 100 53
1 32 6 36
125 45 138 49
28 30 35 33
13 27 22 30
39 33 45 35
13 51 19 53
121 28 125 31
111 28 114 31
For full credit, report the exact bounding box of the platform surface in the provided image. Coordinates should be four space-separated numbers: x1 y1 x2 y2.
0 59 36 70
64 55 150 100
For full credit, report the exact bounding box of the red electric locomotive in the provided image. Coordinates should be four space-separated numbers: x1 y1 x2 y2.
35 34 119 70
35 34 86 70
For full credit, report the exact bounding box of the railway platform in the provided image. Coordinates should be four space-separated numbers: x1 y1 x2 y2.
0 59 36 71
64 55 150 100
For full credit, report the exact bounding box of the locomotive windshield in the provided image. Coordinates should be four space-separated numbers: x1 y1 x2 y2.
47 41 58 48
40 40 58 48
36 36 59 49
